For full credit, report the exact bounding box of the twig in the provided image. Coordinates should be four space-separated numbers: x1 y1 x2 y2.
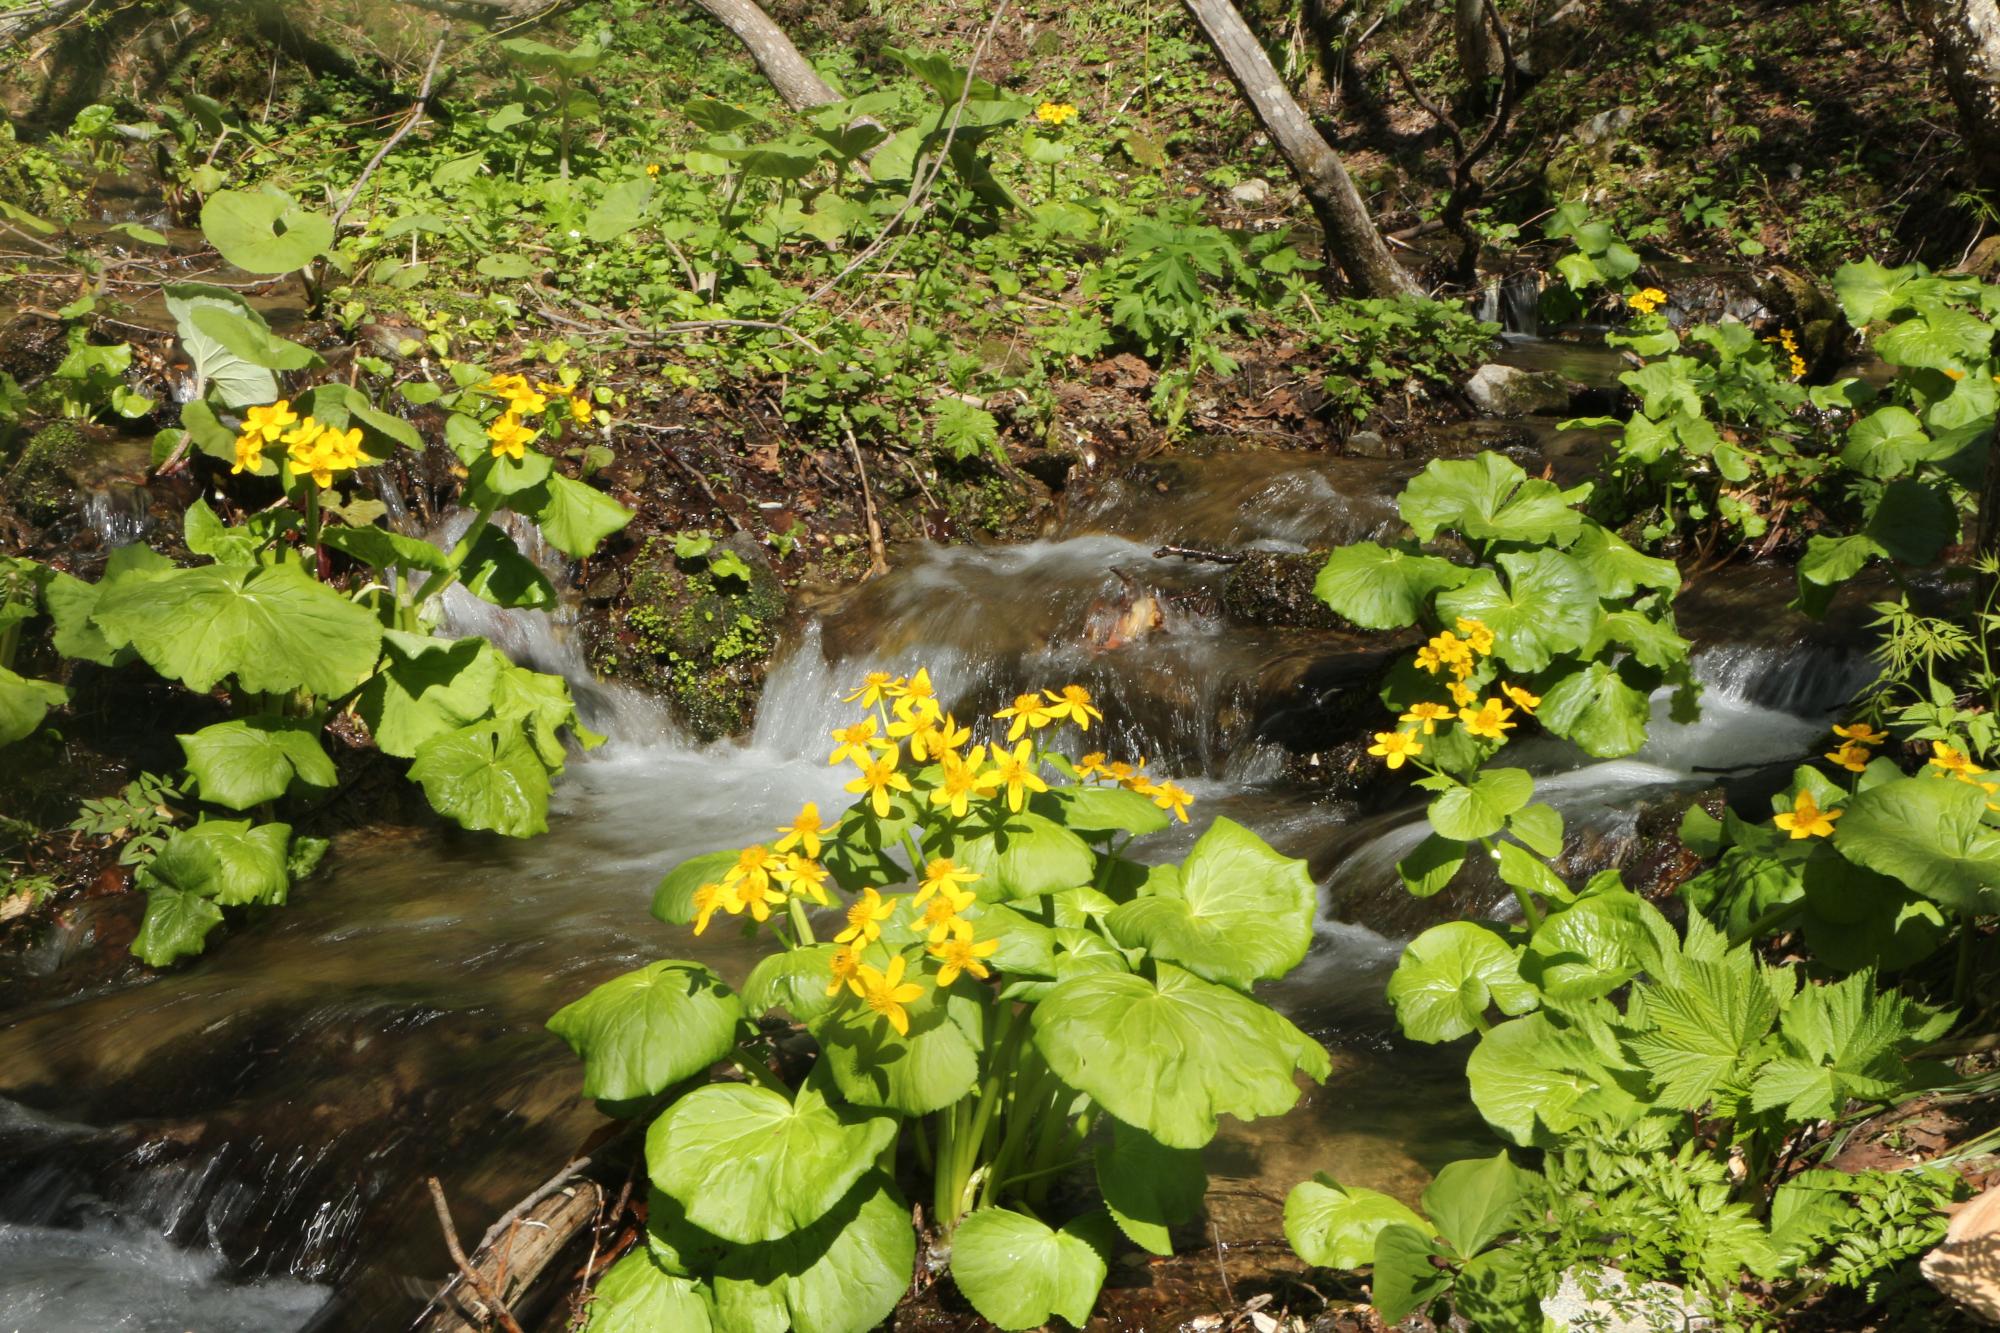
654 438 744 532
1212 1220 1236 1306
1153 544 1247 564
475 1156 591 1257
330 36 447 233
845 426 889 578
427 1177 527 1333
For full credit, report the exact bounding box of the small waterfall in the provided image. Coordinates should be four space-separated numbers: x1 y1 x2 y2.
1476 271 1543 336
79 486 152 550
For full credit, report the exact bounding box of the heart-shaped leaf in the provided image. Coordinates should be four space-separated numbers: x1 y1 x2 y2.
547 960 744 1101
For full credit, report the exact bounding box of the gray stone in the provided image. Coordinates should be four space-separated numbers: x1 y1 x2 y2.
1577 106 1636 147
1343 430 1392 458
1229 177 1271 207
1465 363 1574 417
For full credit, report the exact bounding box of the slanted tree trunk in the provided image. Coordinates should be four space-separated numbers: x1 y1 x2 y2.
1910 0 2000 165
691 0 839 110
1181 0 1420 298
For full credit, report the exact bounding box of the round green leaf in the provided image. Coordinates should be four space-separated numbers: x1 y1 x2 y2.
1104 815 1317 987
0 666 66 747
814 998 980 1115
199 190 333 274
354 631 501 760
1282 1177 1432 1269
939 808 1094 902
711 1173 914 1333
408 719 552 838
1521 889 1664 1002
177 717 336 810
744 944 844 1023
581 1249 713 1333
1436 549 1597 673
548 960 743 1101
1399 453 1589 546
646 1081 898 1243
131 884 226 966
1094 1119 1207 1255
1537 661 1652 758
524 474 633 560
1834 776 2000 914
1030 963 1331 1149
1427 768 1533 842
1386 922 1538 1044
652 849 743 925
1313 542 1472 629
950 1206 1113 1330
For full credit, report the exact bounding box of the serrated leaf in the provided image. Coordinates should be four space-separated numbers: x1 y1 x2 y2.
1399 453 1589 546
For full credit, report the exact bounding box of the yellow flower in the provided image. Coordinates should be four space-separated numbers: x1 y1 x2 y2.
1500 683 1541 715
846 745 914 817
485 374 549 415
889 698 959 760
645 163 661 177
1627 287 1667 316
1929 742 1985 778
1106 758 1148 787
995 691 1059 740
931 746 998 818
1075 752 1108 780
917 883 976 944
488 412 536 462
1789 353 1806 379
1455 618 1495 656
243 400 298 442
989 739 1049 812
826 945 863 997
1148 780 1193 823
1415 646 1443 674
1400 702 1453 735
843 672 905 708
284 418 357 489
691 881 729 935
1834 722 1888 745
915 857 981 905
1447 679 1477 709
1824 742 1870 774
1460 698 1517 740
1427 631 1475 672
1368 729 1423 770
775 802 825 858
834 887 897 946
569 394 593 425
829 716 889 766
318 425 366 470
930 929 999 987
732 874 785 923
723 844 774 895
887 666 937 705
853 954 925 1036
771 853 831 906
1044 683 1104 730
1034 101 1078 126
1773 788 1840 839
231 431 265 475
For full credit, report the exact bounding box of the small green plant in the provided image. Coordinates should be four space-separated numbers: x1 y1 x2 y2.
70 772 187 868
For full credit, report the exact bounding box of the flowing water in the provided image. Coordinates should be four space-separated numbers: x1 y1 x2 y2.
0 426 1876 1329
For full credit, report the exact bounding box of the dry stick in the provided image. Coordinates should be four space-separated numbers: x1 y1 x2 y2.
845 426 889 577
330 36 447 233
427 1177 528 1333
1154 544 1247 564
475 1156 592 1257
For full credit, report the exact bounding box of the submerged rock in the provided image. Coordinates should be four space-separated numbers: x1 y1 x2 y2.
1221 551 1343 631
1465 363 1575 417
3 421 92 525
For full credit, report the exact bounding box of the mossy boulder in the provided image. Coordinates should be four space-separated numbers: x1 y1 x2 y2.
1221 551 1344 630
4 420 91 525
608 531 787 740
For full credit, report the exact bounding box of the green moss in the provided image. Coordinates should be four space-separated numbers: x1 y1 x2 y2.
4 420 90 524
613 534 786 740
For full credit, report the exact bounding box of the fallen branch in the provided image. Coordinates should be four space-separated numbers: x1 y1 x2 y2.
845 427 889 578
331 36 448 234
1153 544 1247 564
427 1177 528 1333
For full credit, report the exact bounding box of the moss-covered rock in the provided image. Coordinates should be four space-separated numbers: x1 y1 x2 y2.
3 420 90 525
604 531 787 740
1221 551 1344 630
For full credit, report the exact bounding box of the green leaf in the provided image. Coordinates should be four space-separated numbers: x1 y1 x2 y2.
547 960 744 1101
939 808 1094 902
408 720 552 838
1508 803 1564 859
353 631 501 759
1866 479 1956 566
949 1207 1112 1330
523 473 633 559
1095 1119 1207 1255
0 667 67 747
177 717 335 809
1522 888 1666 1002
1387 922 1538 1043
92 562 383 698
142 819 293 907
1398 832 1468 898
1834 776 2000 913
1045 784 1169 837
585 176 653 243
190 305 323 372
581 1249 713 1333
317 523 452 574
1841 406 1932 479
1833 258 1924 325
1538 661 1652 758
1464 1012 1644 1145
1104 816 1316 987
1750 970 1952 1122
183 498 263 566
163 284 280 406
711 1174 915 1333
132 884 226 966
44 546 166 665
1454 1242 1545 1333
652 849 741 925
1313 543 1472 629
458 525 558 611
475 253 537 280
646 1080 898 1244
744 944 844 1023
1800 855 1948 973
1569 524 1680 599
1369 1224 1454 1323
1423 1152 1533 1258
815 994 980 1115
1399 453 1588 546
1031 963 1330 1148
1283 1177 1432 1269
1794 532 1884 614
1428 768 1533 841
1435 549 1598 673
199 190 333 274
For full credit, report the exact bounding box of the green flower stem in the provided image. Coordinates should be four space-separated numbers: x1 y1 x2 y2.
785 895 816 948
302 484 324 577
1481 835 1543 931
911 1113 934 1176
1958 910 1977 1008
979 1045 1050 1211
941 1002 1022 1228
901 831 926 879
1730 896 1805 947
409 497 499 610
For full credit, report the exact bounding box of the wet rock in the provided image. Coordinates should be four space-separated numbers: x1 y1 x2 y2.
1229 177 1272 207
1464 363 1574 417
1342 430 1392 459
590 530 788 740
3 421 92 525
1222 552 1343 631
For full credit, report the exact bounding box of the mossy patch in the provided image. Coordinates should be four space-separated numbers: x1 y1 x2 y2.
4 420 91 525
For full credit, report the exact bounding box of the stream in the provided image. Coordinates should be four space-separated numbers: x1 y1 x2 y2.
0 346 1878 1329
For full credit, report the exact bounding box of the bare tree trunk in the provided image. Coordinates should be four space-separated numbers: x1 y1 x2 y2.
692 0 840 110
1181 0 1420 298
0 0 92 46
1453 0 1503 113
1910 0 2000 165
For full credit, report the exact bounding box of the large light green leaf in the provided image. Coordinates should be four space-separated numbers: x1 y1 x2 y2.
353 631 501 759
1427 767 1533 841
1313 543 1472 629
1841 405 1932 479
939 808 1094 901
814 997 980 1115
1043 783 1168 837
581 1249 713 1333
92 563 383 698
191 305 322 371
407 719 552 838
1031 963 1331 1148
1398 453 1589 546
0 667 66 747
1834 776 2000 913
131 884 226 966
1369 1224 1454 1323
1104 816 1316 987
199 190 333 274
142 819 293 907
177 717 335 809
1538 661 1652 758
458 526 558 611
584 176 653 243
163 284 280 406
1422 1152 1533 1258
45 546 167 665
1283 1177 1432 1269
524 474 633 559
1833 258 1924 326
646 1080 898 1243
711 1174 914 1333
1386 922 1538 1044
949 1207 1113 1331
1522 888 1665 1002
1569 524 1679 599
1463 1013 1642 1145
1094 1119 1207 1255
744 944 845 1023
499 35 604 77
1435 549 1597 673
547 961 743 1101
652 849 742 925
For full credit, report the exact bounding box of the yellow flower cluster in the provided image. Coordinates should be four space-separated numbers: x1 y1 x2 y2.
482 373 593 462
1928 740 2000 809
1373 618 1537 768
1767 327 1806 379
232 401 367 488
1822 720 1884 774
1034 101 1078 126
1627 287 1667 316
